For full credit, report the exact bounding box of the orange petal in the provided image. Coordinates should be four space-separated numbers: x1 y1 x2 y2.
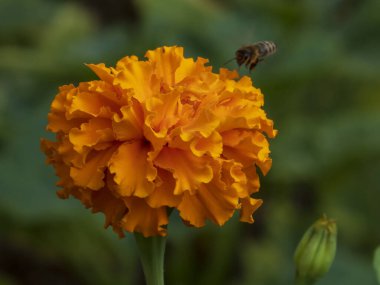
48 112 84 133
47 85 84 132
113 99 144 141
85 80 129 107
108 142 157 198
177 192 207 227
239 197 263 223
55 135 87 167
180 108 220 142
121 197 168 237
115 55 139 70
175 57 195 84
260 117 278 138
43 134 85 168
242 165 261 196
145 169 181 208
145 46 184 87
155 147 213 195
189 131 223 157
145 90 181 133
212 86 272 131
113 60 154 103
181 72 224 101
223 163 261 198
70 146 116 190
86 63 114 83
236 76 263 96
68 87 115 119
178 179 239 227
222 130 272 173
218 68 239 80
50 84 76 113
174 56 209 84
66 187 92 206
220 160 249 198
69 118 114 153
41 138 75 191
91 187 127 237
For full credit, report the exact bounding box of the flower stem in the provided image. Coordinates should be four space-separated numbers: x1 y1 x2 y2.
134 233 166 285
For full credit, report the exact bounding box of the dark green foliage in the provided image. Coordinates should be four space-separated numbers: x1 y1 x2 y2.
1 0 379 284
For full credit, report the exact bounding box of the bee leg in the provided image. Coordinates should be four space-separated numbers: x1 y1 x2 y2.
249 59 259 72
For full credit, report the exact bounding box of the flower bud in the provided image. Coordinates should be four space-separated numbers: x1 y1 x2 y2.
294 215 337 284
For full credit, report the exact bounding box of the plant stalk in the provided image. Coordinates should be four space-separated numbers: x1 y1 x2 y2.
134 233 166 285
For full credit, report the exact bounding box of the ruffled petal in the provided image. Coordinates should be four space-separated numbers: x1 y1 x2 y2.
239 197 263 223
218 68 239 81
69 118 114 153
86 63 114 83
85 80 128 107
54 135 86 167
145 169 181 208
68 86 115 119
180 108 220 142
113 59 155 103
178 178 239 227
222 129 272 174
41 138 75 192
145 90 181 133
242 165 260 196
260 117 278 138
112 100 144 141
155 147 213 195
121 197 168 237
175 57 196 84
220 160 248 198
145 46 184 87
47 85 84 133
91 187 127 237
70 146 116 190
108 142 157 197
175 56 209 84
182 71 224 100
189 131 223 157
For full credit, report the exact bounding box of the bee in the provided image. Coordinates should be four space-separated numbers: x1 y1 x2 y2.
226 41 277 71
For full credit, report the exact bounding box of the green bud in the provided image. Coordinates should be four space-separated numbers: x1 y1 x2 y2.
294 215 337 285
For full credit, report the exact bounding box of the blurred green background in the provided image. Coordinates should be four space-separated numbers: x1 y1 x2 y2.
1 0 379 284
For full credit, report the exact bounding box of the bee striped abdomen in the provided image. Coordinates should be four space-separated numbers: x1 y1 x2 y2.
256 41 277 58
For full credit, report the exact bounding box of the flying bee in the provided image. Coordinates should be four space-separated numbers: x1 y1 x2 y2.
226 41 277 71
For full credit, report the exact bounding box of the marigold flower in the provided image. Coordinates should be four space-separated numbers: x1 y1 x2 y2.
41 46 277 237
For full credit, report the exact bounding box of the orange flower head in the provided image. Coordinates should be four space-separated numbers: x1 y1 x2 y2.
41 46 277 237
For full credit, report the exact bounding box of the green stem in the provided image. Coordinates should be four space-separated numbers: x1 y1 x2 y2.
134 233 166 285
